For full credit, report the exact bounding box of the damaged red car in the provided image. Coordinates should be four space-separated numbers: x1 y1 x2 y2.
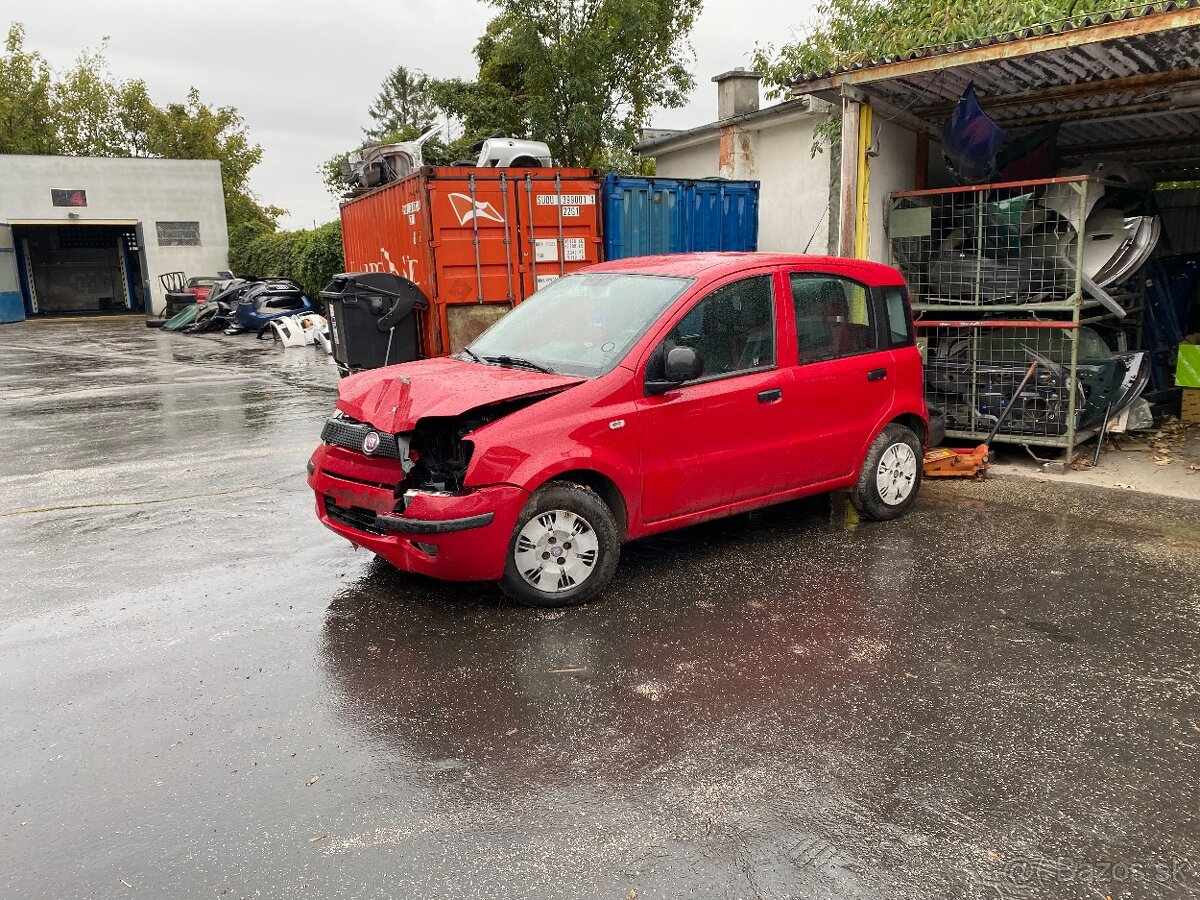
308 253 931 607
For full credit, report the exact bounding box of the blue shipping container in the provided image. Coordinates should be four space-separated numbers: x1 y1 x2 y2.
601 174 759 260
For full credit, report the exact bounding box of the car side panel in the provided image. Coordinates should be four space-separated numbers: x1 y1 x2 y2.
890 344 928 434
790 351 897 483
464 377 645 527
637 367 797 521
633 267 801 523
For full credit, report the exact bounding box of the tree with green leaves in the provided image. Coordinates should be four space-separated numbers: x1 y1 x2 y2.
0 23 58 154
752 0 1139 98
322 0 689 194
438 0 703 167
0 22 280 237
365 66 438 141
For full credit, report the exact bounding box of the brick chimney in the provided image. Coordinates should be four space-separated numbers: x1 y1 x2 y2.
713 68 762 120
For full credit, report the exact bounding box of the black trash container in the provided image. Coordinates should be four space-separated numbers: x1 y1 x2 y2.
321 272 428 377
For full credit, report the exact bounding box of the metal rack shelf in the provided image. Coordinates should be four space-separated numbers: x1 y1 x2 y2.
891 175 1152 460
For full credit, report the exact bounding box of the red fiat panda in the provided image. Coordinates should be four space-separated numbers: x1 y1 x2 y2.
308 253 930 607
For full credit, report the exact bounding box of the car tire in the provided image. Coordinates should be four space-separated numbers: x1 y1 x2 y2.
500 482 620 608
849 423 922 521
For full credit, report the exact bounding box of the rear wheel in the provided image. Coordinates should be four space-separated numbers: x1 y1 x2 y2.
500 483 620 607
850 423 922 521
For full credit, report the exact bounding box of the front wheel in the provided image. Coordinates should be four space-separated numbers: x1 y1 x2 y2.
849 424 922 521
500 482 621 608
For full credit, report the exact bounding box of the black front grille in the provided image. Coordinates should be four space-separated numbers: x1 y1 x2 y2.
324 497 384 535
321 415 401 458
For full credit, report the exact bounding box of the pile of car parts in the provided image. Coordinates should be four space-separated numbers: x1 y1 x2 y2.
267 312 331 353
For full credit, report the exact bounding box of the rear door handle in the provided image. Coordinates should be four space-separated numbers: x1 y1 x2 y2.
758 388 783 403
867 368 888 382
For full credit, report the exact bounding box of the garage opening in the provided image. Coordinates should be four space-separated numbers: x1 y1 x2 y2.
10 222 145 316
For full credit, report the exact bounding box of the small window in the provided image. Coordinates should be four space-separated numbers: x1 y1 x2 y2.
882 286 913 348
789 273 877 363
650 275 775 381
51 189 87 207
155 221 201 247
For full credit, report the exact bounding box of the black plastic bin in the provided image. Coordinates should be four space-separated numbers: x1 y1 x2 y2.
321 272 428 377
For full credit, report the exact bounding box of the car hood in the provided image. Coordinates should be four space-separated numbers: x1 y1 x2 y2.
336 357 586 433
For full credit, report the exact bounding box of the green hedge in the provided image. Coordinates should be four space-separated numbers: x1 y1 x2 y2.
228 220 344 301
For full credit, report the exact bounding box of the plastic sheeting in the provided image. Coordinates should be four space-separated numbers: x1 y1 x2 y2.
942 83 1007 185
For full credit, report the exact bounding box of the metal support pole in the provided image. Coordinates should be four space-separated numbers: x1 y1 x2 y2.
467 173 484 302
1063 180 1087 459
499 174 514 302
525 174 538 290
555 173 565 276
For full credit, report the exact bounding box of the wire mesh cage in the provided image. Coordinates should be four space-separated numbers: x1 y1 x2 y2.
917 319 1146 449
891 175 1158 458
890 176 1156 313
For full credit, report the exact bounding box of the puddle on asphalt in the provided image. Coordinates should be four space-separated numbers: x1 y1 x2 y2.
316 492 905 790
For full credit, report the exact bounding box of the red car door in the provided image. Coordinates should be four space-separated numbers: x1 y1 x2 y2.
785 267 896 486
636 271 798 523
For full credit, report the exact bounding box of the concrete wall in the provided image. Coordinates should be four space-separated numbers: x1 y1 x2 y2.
644 105 835 255
653 141 721 180
0 155 229 315
0 225 23 323
750 116 833 254
864 119 919 264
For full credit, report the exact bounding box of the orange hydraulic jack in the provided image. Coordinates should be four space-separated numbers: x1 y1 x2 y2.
922 443 990 478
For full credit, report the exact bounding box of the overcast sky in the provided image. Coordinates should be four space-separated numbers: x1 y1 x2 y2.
12 0 816 229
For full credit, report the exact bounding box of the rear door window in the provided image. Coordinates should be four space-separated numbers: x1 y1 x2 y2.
788 273 878 363
880 286 914 348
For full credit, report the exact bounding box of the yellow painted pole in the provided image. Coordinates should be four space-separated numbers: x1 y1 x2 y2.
852 103 872 261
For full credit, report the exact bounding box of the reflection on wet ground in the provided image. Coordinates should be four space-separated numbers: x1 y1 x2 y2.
2 320 1199 899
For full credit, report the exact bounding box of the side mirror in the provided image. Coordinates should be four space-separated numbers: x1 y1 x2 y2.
646 346 704 395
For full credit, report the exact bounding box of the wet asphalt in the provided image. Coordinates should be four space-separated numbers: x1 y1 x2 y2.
1 317 1199 900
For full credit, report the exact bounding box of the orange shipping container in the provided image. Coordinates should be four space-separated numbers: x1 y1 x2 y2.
340 166 602 358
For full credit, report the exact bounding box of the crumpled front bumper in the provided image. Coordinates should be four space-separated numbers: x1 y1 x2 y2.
307 444 527 581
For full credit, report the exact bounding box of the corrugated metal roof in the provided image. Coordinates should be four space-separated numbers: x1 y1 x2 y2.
794 0 1200 81
789 2 1200 180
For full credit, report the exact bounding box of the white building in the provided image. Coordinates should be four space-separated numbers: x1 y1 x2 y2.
0 155 230 323
633 70 838 256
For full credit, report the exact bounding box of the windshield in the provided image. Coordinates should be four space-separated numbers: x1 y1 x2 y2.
466 273 691 377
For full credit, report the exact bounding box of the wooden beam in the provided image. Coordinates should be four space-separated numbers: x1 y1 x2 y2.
999 97 1200 128
914 132 929 190
838 98 861 257
911 67 1200 118
840 83 940 138
1059 134 1200 155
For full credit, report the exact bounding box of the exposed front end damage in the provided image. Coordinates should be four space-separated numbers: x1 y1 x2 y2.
398 395 549 496
308 390 569 581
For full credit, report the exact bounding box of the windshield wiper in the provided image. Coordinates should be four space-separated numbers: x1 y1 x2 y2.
458 346 485 364
482 354 555 374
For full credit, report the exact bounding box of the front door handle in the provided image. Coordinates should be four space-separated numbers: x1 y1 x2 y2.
758 388 783 403
867 367 888 382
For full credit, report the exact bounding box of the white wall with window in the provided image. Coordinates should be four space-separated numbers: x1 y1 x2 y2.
0 155 229 319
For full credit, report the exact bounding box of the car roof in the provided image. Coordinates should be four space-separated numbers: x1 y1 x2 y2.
582 252 905 284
